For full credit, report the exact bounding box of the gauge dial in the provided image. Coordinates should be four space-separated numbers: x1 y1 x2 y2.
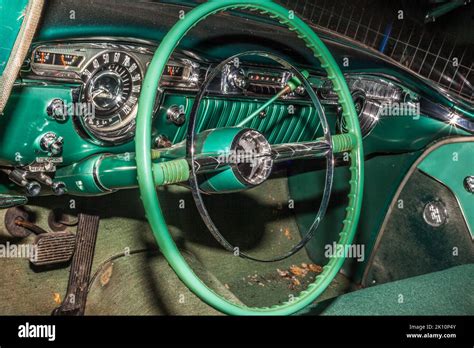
34 51 54 65
164 64 184 78
80 51 143 143
55 54 83 67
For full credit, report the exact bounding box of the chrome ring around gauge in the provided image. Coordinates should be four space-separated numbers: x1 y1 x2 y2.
79 50 143 144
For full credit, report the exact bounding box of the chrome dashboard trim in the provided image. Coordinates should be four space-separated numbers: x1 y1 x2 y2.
28 40 203 145
312 25 473 109
346 72 474 134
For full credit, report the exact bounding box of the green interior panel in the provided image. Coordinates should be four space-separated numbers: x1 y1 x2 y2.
418 141 474 237
363 169 474 286
288 151 422 283
155 94 325 145
300 264 474 315
0 0 28 75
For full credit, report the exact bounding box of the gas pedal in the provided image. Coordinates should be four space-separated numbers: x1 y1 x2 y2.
31 231 76 266
53 213 100 316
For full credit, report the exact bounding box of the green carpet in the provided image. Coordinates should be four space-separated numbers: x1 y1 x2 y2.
0 172 349 315
86 250 242 315
300 264 474 315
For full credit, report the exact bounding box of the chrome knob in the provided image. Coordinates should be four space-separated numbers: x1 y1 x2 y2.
52 181 67 196
228 69 248 90
25 181 41 197
154 134 172 149
40 132 64 156
166 105 186 126
464 176 474 194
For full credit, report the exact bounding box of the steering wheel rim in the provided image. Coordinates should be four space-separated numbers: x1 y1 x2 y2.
136 0 364 315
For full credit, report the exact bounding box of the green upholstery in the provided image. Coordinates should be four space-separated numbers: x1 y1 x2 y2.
300 264 474 315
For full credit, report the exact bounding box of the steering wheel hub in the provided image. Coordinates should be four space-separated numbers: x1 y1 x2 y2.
230 129 273 186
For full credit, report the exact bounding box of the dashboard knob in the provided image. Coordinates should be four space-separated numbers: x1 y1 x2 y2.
228 69 248 90
47 99 68 122
166 105 186 126
39 132 64 156
52 181 67 196
154 134 172 149
25 181 41 197
293 85 306 96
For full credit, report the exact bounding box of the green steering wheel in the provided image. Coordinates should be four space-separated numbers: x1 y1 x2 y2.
135 0 364 315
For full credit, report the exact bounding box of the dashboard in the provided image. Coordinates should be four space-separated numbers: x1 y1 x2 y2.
0 33 469 197
24 39 425 147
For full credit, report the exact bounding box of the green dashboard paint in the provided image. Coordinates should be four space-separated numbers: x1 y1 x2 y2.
0 0 469 316
453 105 474 119
0 86 134 166
0 0 28 75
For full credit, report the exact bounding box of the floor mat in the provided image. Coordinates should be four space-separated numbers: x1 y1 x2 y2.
0 172 349 314
157 172 350 307
86 251 242 315
300 264 474 315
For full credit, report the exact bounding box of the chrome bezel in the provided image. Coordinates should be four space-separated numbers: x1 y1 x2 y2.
78 49 144 142
29 41 202 145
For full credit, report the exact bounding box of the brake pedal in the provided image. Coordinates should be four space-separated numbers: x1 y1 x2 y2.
31 231 76 266
53 213 100 316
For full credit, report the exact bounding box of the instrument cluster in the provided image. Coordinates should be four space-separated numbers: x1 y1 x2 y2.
30 42 201 144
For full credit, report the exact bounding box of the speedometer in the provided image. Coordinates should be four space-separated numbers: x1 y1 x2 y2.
80 51 143 144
